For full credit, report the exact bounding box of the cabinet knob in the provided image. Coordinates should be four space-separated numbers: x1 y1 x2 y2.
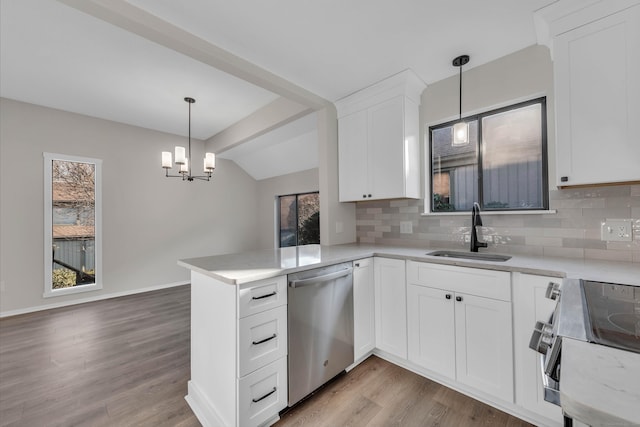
560 176 568 182
363 194 367 198
455 296 462 302
354 263 360 267
445 294 452 300
367 194 372 198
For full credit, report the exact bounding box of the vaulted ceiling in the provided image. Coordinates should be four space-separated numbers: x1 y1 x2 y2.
1 0 557 179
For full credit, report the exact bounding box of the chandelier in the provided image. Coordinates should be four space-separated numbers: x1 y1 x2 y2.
161 97 215 181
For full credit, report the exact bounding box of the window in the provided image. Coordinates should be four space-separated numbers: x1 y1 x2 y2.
44 153 102 297
278 192 320 247
429 97 548 213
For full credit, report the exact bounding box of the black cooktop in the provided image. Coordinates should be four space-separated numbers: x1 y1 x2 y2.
582 280 640 353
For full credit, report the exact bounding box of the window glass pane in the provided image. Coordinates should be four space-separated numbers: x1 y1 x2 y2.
482 103 544 210
51 160 96 289
431 120 478 212
297 193 320 245
279 195 297 247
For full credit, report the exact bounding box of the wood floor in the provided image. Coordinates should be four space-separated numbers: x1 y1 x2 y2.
1 285 532 427
275 356 532 427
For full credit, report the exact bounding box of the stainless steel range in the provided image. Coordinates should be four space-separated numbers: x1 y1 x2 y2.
529 278 640 423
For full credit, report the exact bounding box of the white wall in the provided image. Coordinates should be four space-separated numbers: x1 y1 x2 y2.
0 98 259 315
255 168 320 249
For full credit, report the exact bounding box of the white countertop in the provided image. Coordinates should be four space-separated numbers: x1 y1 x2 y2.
178 243 640 286
560 338 640 426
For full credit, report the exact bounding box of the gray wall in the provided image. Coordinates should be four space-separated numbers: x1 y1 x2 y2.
255 168 320 249
0 98 260 315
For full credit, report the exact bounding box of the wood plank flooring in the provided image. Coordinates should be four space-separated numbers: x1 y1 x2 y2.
0 285 199 427
274 355 532 427
1 285 532 427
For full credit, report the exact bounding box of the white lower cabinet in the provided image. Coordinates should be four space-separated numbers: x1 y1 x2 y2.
512 273 563 425
187 272 288 427
238 357 288 427
238 305 288 377
374 257 407 359
407 261 514 403
353 258 375 361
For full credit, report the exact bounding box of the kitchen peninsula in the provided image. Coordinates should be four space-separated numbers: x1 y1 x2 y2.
179 244 640 427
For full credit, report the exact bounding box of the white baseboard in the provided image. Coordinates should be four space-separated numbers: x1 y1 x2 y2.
0 280 189 318
185 380 228 427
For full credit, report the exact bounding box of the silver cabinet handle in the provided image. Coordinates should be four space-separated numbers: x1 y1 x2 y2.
252 334 277 345
288 268 353 288
252 291 276 300
252 387 277 403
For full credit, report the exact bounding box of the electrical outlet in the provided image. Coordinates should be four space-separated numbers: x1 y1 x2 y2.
400 221 413 234
600 219 633 242
602 283 636 301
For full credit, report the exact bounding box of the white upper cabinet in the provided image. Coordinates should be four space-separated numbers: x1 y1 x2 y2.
552 3 640 187
336 70 425 202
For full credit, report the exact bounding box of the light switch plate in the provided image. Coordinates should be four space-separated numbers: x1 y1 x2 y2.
600 219 633 242
400 221 413 234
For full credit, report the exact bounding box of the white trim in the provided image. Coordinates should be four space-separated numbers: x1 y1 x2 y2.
421 210 557 217
0 281 189 319
185 380 227 427
43 152 103 298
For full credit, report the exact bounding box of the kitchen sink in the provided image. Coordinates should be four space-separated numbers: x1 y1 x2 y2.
427 250 512 262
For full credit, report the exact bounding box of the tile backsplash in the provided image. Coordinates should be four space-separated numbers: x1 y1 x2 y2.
356 184 640 263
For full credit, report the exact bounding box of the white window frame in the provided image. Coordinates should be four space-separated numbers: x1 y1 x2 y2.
44 152 103 298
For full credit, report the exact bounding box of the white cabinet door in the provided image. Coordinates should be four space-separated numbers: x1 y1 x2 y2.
513 273 563 425
454 293 514 403
338 110 369 201
368 96 405 200
374 257 407 359
554 5 640 186
353 258 375 361
407 284 456 379
238 357 288 427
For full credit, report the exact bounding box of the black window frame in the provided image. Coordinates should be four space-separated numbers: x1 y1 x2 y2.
428 97 549 213
277 191 320 248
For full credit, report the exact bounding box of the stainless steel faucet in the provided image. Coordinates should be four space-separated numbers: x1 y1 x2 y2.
471 202 488 252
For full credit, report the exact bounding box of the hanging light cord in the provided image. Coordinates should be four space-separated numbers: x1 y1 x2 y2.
458 63 462 120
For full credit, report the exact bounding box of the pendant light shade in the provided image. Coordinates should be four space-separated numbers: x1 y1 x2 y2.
161 97 215 182
452 55 470 147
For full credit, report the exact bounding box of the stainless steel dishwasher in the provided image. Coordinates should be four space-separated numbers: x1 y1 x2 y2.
287 262 354 406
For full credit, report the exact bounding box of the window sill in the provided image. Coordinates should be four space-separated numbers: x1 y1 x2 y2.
44 282 102 298
421 209 557 217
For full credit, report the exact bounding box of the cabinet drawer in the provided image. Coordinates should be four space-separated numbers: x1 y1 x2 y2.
407 261 511 301
239 305 288 377
238 275 287 318
238 357 288 427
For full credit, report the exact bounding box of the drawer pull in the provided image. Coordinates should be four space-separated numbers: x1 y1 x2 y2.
252 291 277 300
252 387 277 403
252 333 277 345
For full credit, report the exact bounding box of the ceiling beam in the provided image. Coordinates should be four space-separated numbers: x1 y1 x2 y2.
56 0 331 111
207 97 312 154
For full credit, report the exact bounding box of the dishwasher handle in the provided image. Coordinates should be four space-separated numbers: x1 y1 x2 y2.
288 267 353 288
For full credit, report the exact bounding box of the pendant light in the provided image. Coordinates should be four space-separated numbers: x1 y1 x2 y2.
452 55 470 146
161 97 215 181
